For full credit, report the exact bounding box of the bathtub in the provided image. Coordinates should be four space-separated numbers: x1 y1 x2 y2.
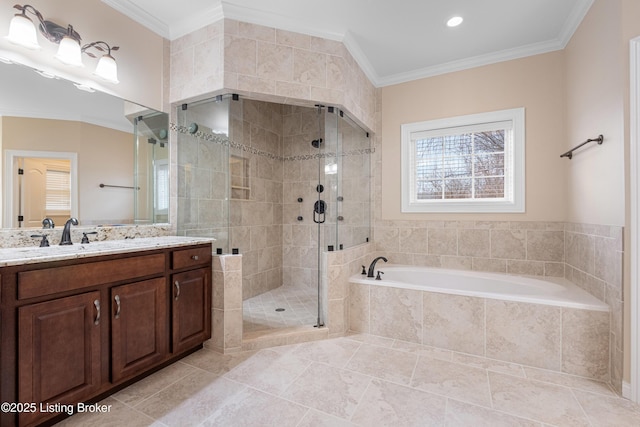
348 264 610 380
349 265 608 311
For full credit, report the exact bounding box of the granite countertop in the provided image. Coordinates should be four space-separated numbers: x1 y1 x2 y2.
0 236 215 267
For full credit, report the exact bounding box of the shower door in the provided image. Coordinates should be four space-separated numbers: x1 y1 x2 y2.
312 106 328 328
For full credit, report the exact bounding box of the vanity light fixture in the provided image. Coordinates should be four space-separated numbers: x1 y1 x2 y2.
447 16 464 27
5 4 120 83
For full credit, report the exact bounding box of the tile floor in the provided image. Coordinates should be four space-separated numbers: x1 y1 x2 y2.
57 333 640 426
242 285 319 333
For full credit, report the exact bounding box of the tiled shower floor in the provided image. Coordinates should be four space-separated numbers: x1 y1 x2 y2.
242 285 320 333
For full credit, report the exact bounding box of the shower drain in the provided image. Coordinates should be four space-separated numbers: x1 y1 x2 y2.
275 308 285 312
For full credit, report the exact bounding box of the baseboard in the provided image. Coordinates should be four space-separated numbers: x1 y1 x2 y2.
622 381 632 400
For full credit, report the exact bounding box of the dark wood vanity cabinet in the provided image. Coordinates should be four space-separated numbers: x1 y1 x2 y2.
111 277 168 383
0 243 212 427
171 268 210 354
18 292 102 427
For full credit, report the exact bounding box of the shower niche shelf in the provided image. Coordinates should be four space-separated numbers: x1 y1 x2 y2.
230 155 250 200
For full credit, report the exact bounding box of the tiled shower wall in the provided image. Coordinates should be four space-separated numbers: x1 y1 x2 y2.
228 99 284 300
282 106 324 291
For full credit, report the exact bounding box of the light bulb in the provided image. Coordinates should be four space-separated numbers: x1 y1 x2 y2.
94 54 119 84
55 36 84 67
5 13 41 49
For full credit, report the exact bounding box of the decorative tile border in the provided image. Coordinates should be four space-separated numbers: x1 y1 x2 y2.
171 122 374 162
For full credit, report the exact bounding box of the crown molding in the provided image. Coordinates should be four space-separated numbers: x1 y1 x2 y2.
103 0 594 88
376 38 565 87
170 4 224 40
341 31 380 88
557 0 595 48
101 0 170 38
220 1 343 42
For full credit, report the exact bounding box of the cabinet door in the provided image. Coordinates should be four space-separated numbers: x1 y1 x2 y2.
18 291 101 426
172 268 211 354
111 277 168 383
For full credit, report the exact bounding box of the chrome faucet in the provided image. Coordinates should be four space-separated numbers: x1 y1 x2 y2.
42 217 55 229
367 256 388 278
59 218 78 245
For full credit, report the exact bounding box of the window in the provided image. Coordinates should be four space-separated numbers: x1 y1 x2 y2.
401 108 525 213
154 159 169 213
45 168 71 212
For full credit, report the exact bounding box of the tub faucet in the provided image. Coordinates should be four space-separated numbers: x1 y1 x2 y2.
59 218 78 245
367 256 388 278
42 217 55 229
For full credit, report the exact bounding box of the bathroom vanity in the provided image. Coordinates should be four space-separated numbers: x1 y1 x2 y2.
0 237 212 427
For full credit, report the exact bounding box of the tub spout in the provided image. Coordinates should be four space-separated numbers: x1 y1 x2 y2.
367 256 388 278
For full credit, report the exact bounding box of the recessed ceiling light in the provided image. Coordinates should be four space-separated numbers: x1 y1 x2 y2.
447 16 463 27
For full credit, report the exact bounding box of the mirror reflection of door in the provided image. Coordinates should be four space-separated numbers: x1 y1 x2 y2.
15 157 71 228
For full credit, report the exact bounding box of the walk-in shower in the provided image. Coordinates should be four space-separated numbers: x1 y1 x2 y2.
175 95 371 338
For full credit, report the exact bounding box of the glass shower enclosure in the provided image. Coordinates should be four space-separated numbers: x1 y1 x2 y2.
176 95 370 336
133 110 170 224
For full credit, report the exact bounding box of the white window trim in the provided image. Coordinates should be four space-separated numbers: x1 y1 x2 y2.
401 107 525 213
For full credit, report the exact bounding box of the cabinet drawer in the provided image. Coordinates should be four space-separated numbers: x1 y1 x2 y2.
18 253 165 300
171 246 211 270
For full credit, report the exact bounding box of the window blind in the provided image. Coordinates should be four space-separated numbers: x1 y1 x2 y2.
45 169 71 211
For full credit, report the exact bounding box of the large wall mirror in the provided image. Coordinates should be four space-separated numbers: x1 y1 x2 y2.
0 60 169 229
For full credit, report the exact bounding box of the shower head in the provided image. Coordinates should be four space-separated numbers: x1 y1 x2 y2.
311 138 323 148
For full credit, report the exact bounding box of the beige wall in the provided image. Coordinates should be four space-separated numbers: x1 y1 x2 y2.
2 117 134 225
565 0 625 227
0 0 165 110
564 0 640 387
381 51 567 221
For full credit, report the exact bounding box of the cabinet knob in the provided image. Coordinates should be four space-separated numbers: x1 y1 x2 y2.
174 281 181 301
114 295 121 319
191 255 199 261
94 299 101 325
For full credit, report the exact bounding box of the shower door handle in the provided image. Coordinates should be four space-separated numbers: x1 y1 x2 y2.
313 200 326 224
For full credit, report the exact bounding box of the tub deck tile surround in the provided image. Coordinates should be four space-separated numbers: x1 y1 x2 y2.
423 292 485 355
370 220 623 393
56 334 640 427
350 277 610 382
485 300 562 371
369 286 422 343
